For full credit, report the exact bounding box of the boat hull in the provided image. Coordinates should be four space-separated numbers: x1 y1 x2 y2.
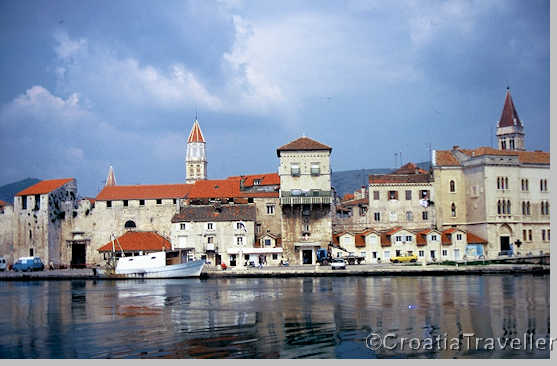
98 260 205 279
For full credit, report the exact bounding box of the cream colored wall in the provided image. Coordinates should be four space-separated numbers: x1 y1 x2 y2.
367 183 434 230
278 151 331 192
254 197 281 235
432 167 467 227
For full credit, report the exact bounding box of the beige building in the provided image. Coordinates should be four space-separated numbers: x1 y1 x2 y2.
432 89 550 259
277 137 333 265
367 163 435 231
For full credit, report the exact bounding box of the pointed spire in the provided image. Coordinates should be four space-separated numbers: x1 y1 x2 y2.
105 165 116 186
498 87 522 128
187 118 205 143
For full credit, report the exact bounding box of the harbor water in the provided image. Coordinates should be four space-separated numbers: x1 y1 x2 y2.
0 275 550 358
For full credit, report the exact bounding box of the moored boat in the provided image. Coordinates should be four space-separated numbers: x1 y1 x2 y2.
98 250 205 279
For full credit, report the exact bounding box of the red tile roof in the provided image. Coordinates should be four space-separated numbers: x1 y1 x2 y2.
97 231 171 252
435 147 549 166
380 233 392 247
498 88 522 128
415 229 433 246
16 178 74 196
343 193 354 201
0 200 11 207
187 179 241 199
276 137 332 156
355 234 366 248
467 232 488 244
341 198 367 207
96 184 193 201
394 162 428 175
187 119 205 143
441 229 454 245
231 173 280 187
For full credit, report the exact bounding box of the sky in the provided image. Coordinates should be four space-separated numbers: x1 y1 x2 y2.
0 0 550 197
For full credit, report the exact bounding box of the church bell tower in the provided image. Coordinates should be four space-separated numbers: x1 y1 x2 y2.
185 117 207 184
496 87 525 151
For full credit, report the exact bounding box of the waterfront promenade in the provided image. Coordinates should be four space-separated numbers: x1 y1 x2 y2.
0 262 549 280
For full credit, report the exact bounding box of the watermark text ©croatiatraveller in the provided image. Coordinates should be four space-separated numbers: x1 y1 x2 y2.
365 332 556 353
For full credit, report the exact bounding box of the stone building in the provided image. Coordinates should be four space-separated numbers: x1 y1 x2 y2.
12 178 78 267
0 200 15 264
277 137 333 265
367 162 435 231
171 203 264 268
334 186 369 232
432 89 550 259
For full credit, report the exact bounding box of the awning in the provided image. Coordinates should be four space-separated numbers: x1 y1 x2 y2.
294 242 322 247
227 247 283 255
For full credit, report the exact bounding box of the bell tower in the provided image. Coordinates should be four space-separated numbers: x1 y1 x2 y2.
185 117 207 184
496 87 525 151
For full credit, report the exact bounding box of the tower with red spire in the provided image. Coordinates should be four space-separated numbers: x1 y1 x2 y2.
496 87 525 151
185 117 207 183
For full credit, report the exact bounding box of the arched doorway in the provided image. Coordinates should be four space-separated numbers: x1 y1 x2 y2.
499 224 513 255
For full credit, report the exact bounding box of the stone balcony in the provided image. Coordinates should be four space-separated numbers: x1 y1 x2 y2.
280 190 332 205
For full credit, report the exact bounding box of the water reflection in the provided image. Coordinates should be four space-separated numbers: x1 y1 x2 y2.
0 275 550 358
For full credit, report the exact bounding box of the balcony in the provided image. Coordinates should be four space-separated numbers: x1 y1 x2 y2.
205 243 217 252
280 190 332 205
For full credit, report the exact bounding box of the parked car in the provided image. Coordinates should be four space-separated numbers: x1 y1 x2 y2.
0 256 7 271
331 258 346 270
13 257 45 272
390 254 418 264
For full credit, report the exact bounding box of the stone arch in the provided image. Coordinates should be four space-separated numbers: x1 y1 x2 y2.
124 220 136 229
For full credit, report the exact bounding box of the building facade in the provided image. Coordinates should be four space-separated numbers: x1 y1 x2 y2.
278 137 333 265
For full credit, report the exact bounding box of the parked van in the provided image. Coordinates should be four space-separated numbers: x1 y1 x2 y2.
13 257 44 272
0 256 7 271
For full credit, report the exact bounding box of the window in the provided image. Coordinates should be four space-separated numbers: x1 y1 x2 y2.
156 199 162 205
395 235 402 242
236 222 245 230
310 162 320 176
522 230 527 241
422 211 428 220
419 250 424 257
541 201 549 215
207 223 214 230
528 230 532 241
21 196 27 210
303 224 310 232
406 211 413 222
507 200 511 214
359 206 367 216
431 234 438 241
372 252 377 259
451 203 456 217
405 190 412 200
396 250 401 256
264 239 271 246
123 200 128 207
449 180 455 193
548 230 551 241
388 190 398 200
540 179 548 192
521 179 529 192
254 179 261 185
139 199 145 206
527 201 531 215
498 177 509 190
405 235 412 242
34 194 40 210
256 223 261 234
522 201 526 215
291 163 300 176
272 253 278 260
542 230 546 241
373 191 380 200
498 200 502 215
107 200 112 208
420 190 430 199
267 205 275 215
510 139 515 150
442 250 448 257
207 236 214 244
180 223 186 230
124 220 136 229
374 212 381 222
237 236 244 245
173 199 177 205
456 234 462 240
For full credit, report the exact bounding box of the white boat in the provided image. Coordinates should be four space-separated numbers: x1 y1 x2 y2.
98 251 205 279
